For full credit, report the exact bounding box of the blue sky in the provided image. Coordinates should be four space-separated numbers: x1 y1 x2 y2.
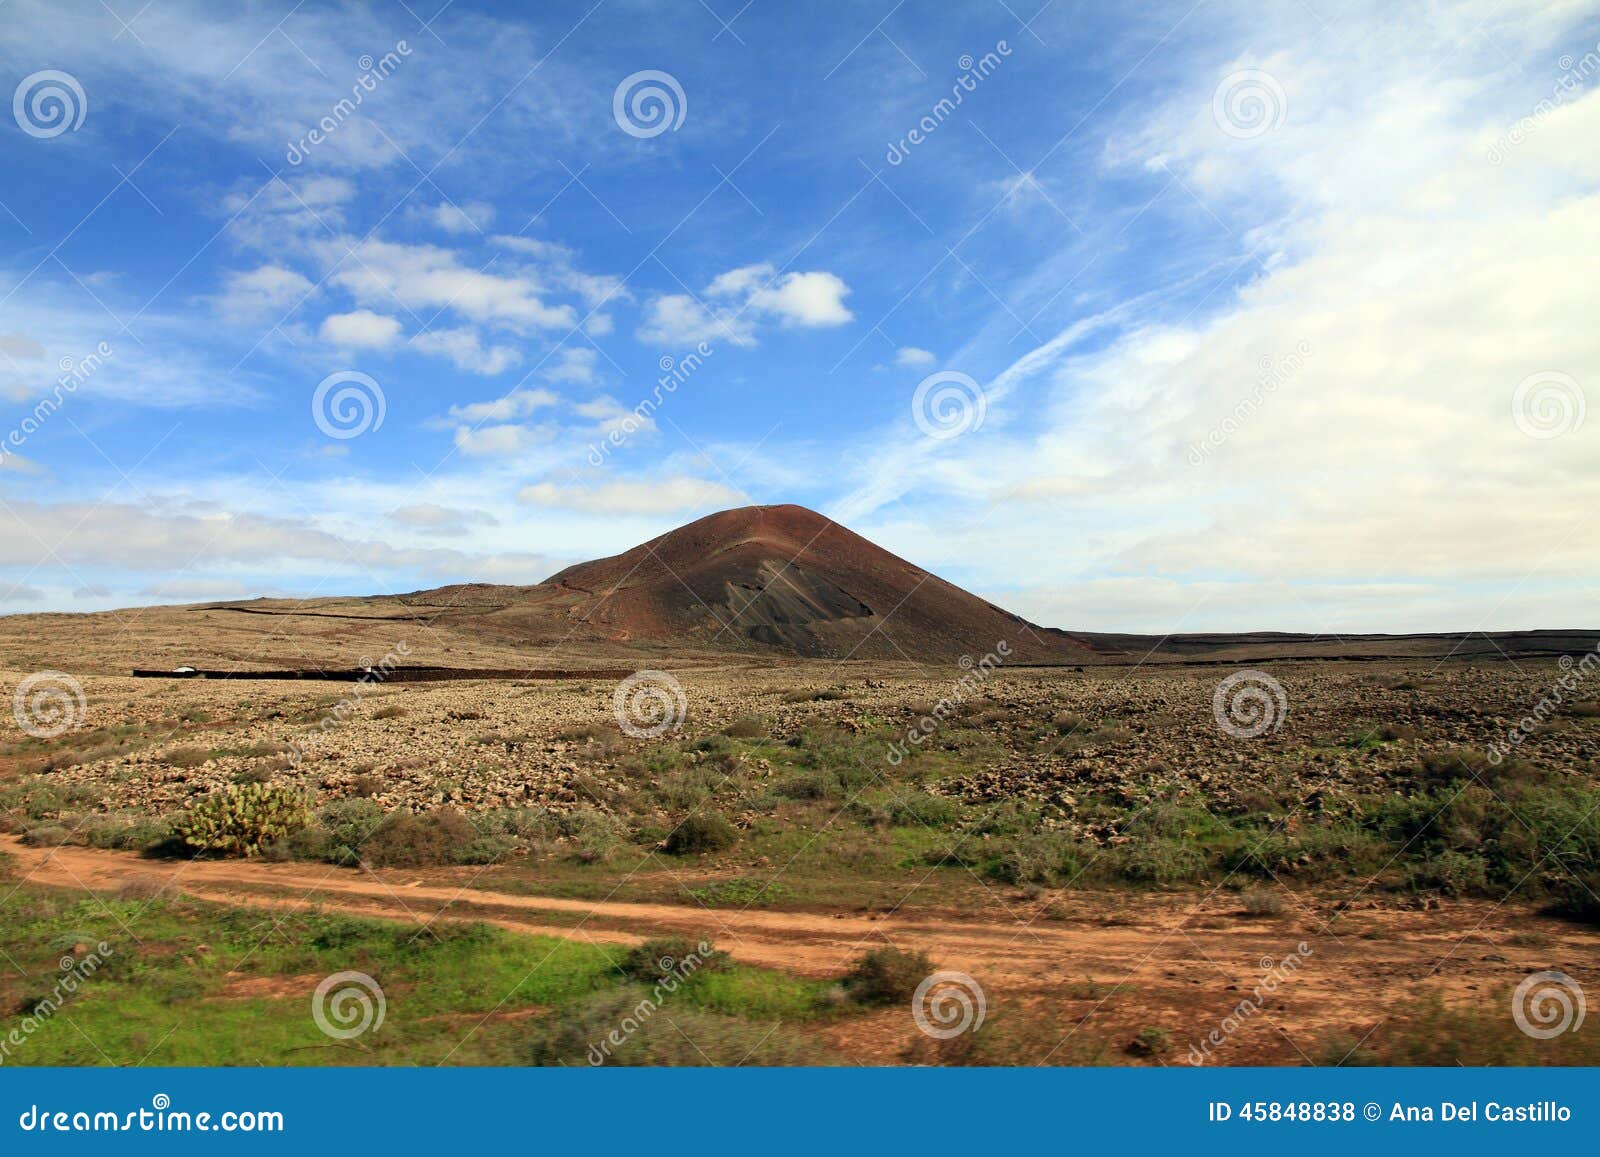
1 0 1597 632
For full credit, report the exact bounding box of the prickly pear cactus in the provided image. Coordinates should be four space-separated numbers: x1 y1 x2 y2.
175 782 311 857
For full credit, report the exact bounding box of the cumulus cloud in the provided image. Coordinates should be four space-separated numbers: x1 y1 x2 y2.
0 498 559 582
454 423 551 457
411 326 522 374
895 346 936 367
326 237 577 332
638 263 853 346
739 269 853 326
213 264 314 322
413 200 496 235
319 309 403 349
386 503 499 536
443 387 559 424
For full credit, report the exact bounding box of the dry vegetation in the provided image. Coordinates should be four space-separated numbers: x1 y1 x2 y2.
3 656 1598 1065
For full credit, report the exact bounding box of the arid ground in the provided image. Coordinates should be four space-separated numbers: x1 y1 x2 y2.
4 647 1598 1066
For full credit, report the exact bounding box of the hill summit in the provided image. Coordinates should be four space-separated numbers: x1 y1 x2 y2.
530 504 1087 661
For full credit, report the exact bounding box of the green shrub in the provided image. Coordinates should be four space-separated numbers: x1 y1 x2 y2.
663 812 737 855
617 937 730 983
919 1011 1109 1066
524 990 832 1066
841 946 932 1006
361 808 477 867
174 783 311 857
723 715 768 738
688 878 795 906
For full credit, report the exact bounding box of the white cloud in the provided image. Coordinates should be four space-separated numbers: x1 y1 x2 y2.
0 497 560 581
895 346 936 367
414 200 496 234
637 293 755 347
327 237 577 332
517 476 745 515
319 309 403 349
831 5 1600 629
410 326 522 374
0 333 47 361
387 503 499 536
454 423 550 457
213 264 314 322
572 396 656 440
747 270 853 326
443 387 559 424
545 346 598 384
0 452 45 475
638 263 853 346
138 579 251 601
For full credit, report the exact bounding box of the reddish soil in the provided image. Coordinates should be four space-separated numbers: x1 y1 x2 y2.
528 503 1094 661
7 836 1596 1065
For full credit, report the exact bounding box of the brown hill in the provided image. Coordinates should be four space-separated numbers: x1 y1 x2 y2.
524 504 1092 662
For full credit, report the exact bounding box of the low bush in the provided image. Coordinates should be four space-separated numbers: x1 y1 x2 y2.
1240 888 1286 917
663 811 737 856
841 946 933 1006
525 990 833 1066
360 808 477 868
722 715 768 738
616 936 730 983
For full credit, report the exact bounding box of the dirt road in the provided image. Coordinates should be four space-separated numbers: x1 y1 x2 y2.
6 837 1594 1063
